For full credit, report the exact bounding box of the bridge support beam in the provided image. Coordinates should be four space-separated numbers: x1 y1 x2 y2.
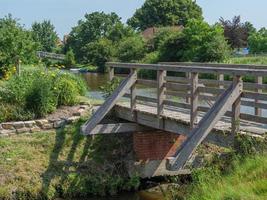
167 77 243 171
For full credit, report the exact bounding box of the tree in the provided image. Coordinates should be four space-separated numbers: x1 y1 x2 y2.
244 21 256 36
66 12 123 62
248 28 267 53
127 0 203 30
0 14 38 78
116 35 146 62
159 19 230 62
82 38 114 72
219 16 250 48
32 20 59 52
151 27 183 51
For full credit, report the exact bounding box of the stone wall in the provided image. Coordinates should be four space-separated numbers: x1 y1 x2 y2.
0 105 91 137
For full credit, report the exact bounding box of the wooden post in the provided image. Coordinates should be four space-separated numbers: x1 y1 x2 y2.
186 72 191 103
157 70 166 128
218 73 224 89
131 69 137 119
109 67 114 81
190 72 199 129
255 76 263 116
231 76 242 135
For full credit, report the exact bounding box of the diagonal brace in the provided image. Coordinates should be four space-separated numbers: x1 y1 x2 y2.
167 78 243 170
81 70 137 135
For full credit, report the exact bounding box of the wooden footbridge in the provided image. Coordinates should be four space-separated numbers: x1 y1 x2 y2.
81 62 267 173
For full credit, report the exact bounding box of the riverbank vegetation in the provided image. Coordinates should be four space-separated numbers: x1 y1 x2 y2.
0 68 86 122
0 120 139 200
163 136 267 200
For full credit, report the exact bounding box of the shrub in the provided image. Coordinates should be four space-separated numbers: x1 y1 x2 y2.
116 35 146 62
141 51 160 64
248 28 267 53
0 68 87 122
158 19 230 62
82 38 114 73
25 77 57 118
54 74 83 106
64 48 76 68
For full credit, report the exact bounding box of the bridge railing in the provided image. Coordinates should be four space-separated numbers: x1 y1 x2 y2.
37 51 65 61
106 62 267 133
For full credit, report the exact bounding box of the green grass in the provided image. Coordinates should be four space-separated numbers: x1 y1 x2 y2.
0 120 139 200
166 136 267 200
228 56 267 65
185 154 267 200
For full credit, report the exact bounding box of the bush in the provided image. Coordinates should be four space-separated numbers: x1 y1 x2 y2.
248 28 267 53
82 38 114 73
0 68 87 122
25 77 57 118
158 19 230 62
116 35 146 62
64 48 76 68
54 73 85 106
141 51 160 64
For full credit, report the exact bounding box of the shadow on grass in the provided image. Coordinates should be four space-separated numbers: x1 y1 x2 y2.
41 119 135 199
41 119 92 197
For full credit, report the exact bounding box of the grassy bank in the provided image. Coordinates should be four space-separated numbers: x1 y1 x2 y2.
0 120 139 200
164 136 267 200
228 55 267 65
186 154 267 200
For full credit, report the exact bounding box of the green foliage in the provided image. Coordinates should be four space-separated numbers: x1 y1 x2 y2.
54 73 86 106
0 68 86 122
141 51 160 64
25 76 57 118
127 0 203 30
0 14 39 77
248 28 267 53
100 77 121 99
151 27 182 51
165 136 267 200
64 48 76 68
158 19 230 62
31 20 59 52
116 35 146 62
228 55 267 65
83 38 114 72
66 12 122 63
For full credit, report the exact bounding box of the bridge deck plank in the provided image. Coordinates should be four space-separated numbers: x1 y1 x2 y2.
115 101 267 136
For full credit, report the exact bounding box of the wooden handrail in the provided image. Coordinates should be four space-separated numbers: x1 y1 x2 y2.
106 62 267 76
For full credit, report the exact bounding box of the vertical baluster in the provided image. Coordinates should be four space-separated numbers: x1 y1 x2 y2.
232 75 242 135
186 72 191 103
255 76 263 116
109 67 114 81
131 69 137 120
190 72 199 129
157 70 166 128
218 73 224 89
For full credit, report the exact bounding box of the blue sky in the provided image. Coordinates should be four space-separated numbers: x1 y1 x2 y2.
1 0 267 38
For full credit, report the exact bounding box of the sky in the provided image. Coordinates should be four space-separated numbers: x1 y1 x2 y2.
1 0 267 38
